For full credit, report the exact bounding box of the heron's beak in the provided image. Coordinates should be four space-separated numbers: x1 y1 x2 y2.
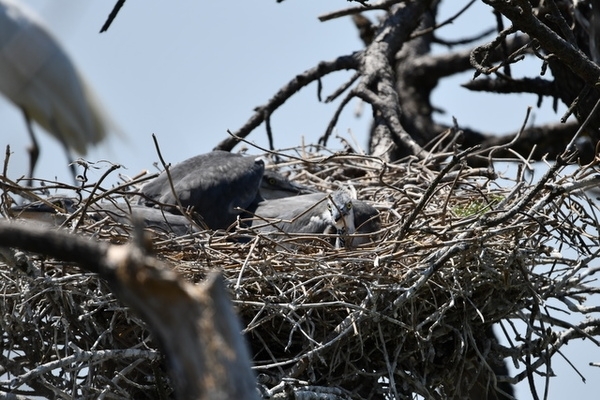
292 182 319 195
331 210 349 227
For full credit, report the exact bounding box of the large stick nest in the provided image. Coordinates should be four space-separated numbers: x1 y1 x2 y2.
1 146 600 399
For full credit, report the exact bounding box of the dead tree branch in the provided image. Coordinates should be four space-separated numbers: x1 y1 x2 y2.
0 222 258 400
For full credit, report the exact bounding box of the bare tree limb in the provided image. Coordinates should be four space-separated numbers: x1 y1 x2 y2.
463 76 556 96
481 0 600 85
0 222 258 400
213 55 358 152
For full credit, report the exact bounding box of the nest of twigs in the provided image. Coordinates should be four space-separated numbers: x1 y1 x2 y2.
1 145 600 399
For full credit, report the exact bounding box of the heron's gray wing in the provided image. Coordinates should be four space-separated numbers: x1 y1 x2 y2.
9 198 198 236
260 170 318 200
89 203 199 236
248 193 332 234
139 151 265 229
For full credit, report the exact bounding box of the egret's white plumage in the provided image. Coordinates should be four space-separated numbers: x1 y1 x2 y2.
0 0 113 178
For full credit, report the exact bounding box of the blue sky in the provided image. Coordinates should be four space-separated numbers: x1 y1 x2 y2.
1 1 565 184
0 1 596 398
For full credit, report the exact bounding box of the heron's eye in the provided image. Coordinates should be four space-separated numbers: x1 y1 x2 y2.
327 204 332 211
53 200 67 209
347 202 352 209
268 177 276 185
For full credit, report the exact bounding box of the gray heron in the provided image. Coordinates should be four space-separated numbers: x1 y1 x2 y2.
137 151 314 230
10 198 199 237
89 202 199 236
0 0 114 180
247 190 380 248
8 196 76 226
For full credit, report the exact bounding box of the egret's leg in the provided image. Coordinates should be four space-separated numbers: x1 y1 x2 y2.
22 109 39 185
48 119 78 183
61 144 78 183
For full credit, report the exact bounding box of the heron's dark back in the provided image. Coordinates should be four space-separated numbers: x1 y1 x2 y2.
139 151 264 230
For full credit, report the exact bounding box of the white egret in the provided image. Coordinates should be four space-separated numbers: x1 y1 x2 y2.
0 0 113 180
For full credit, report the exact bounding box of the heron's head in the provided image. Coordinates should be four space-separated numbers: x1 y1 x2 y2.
9 197 77 225
259 170 316 200
327 190 355 234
